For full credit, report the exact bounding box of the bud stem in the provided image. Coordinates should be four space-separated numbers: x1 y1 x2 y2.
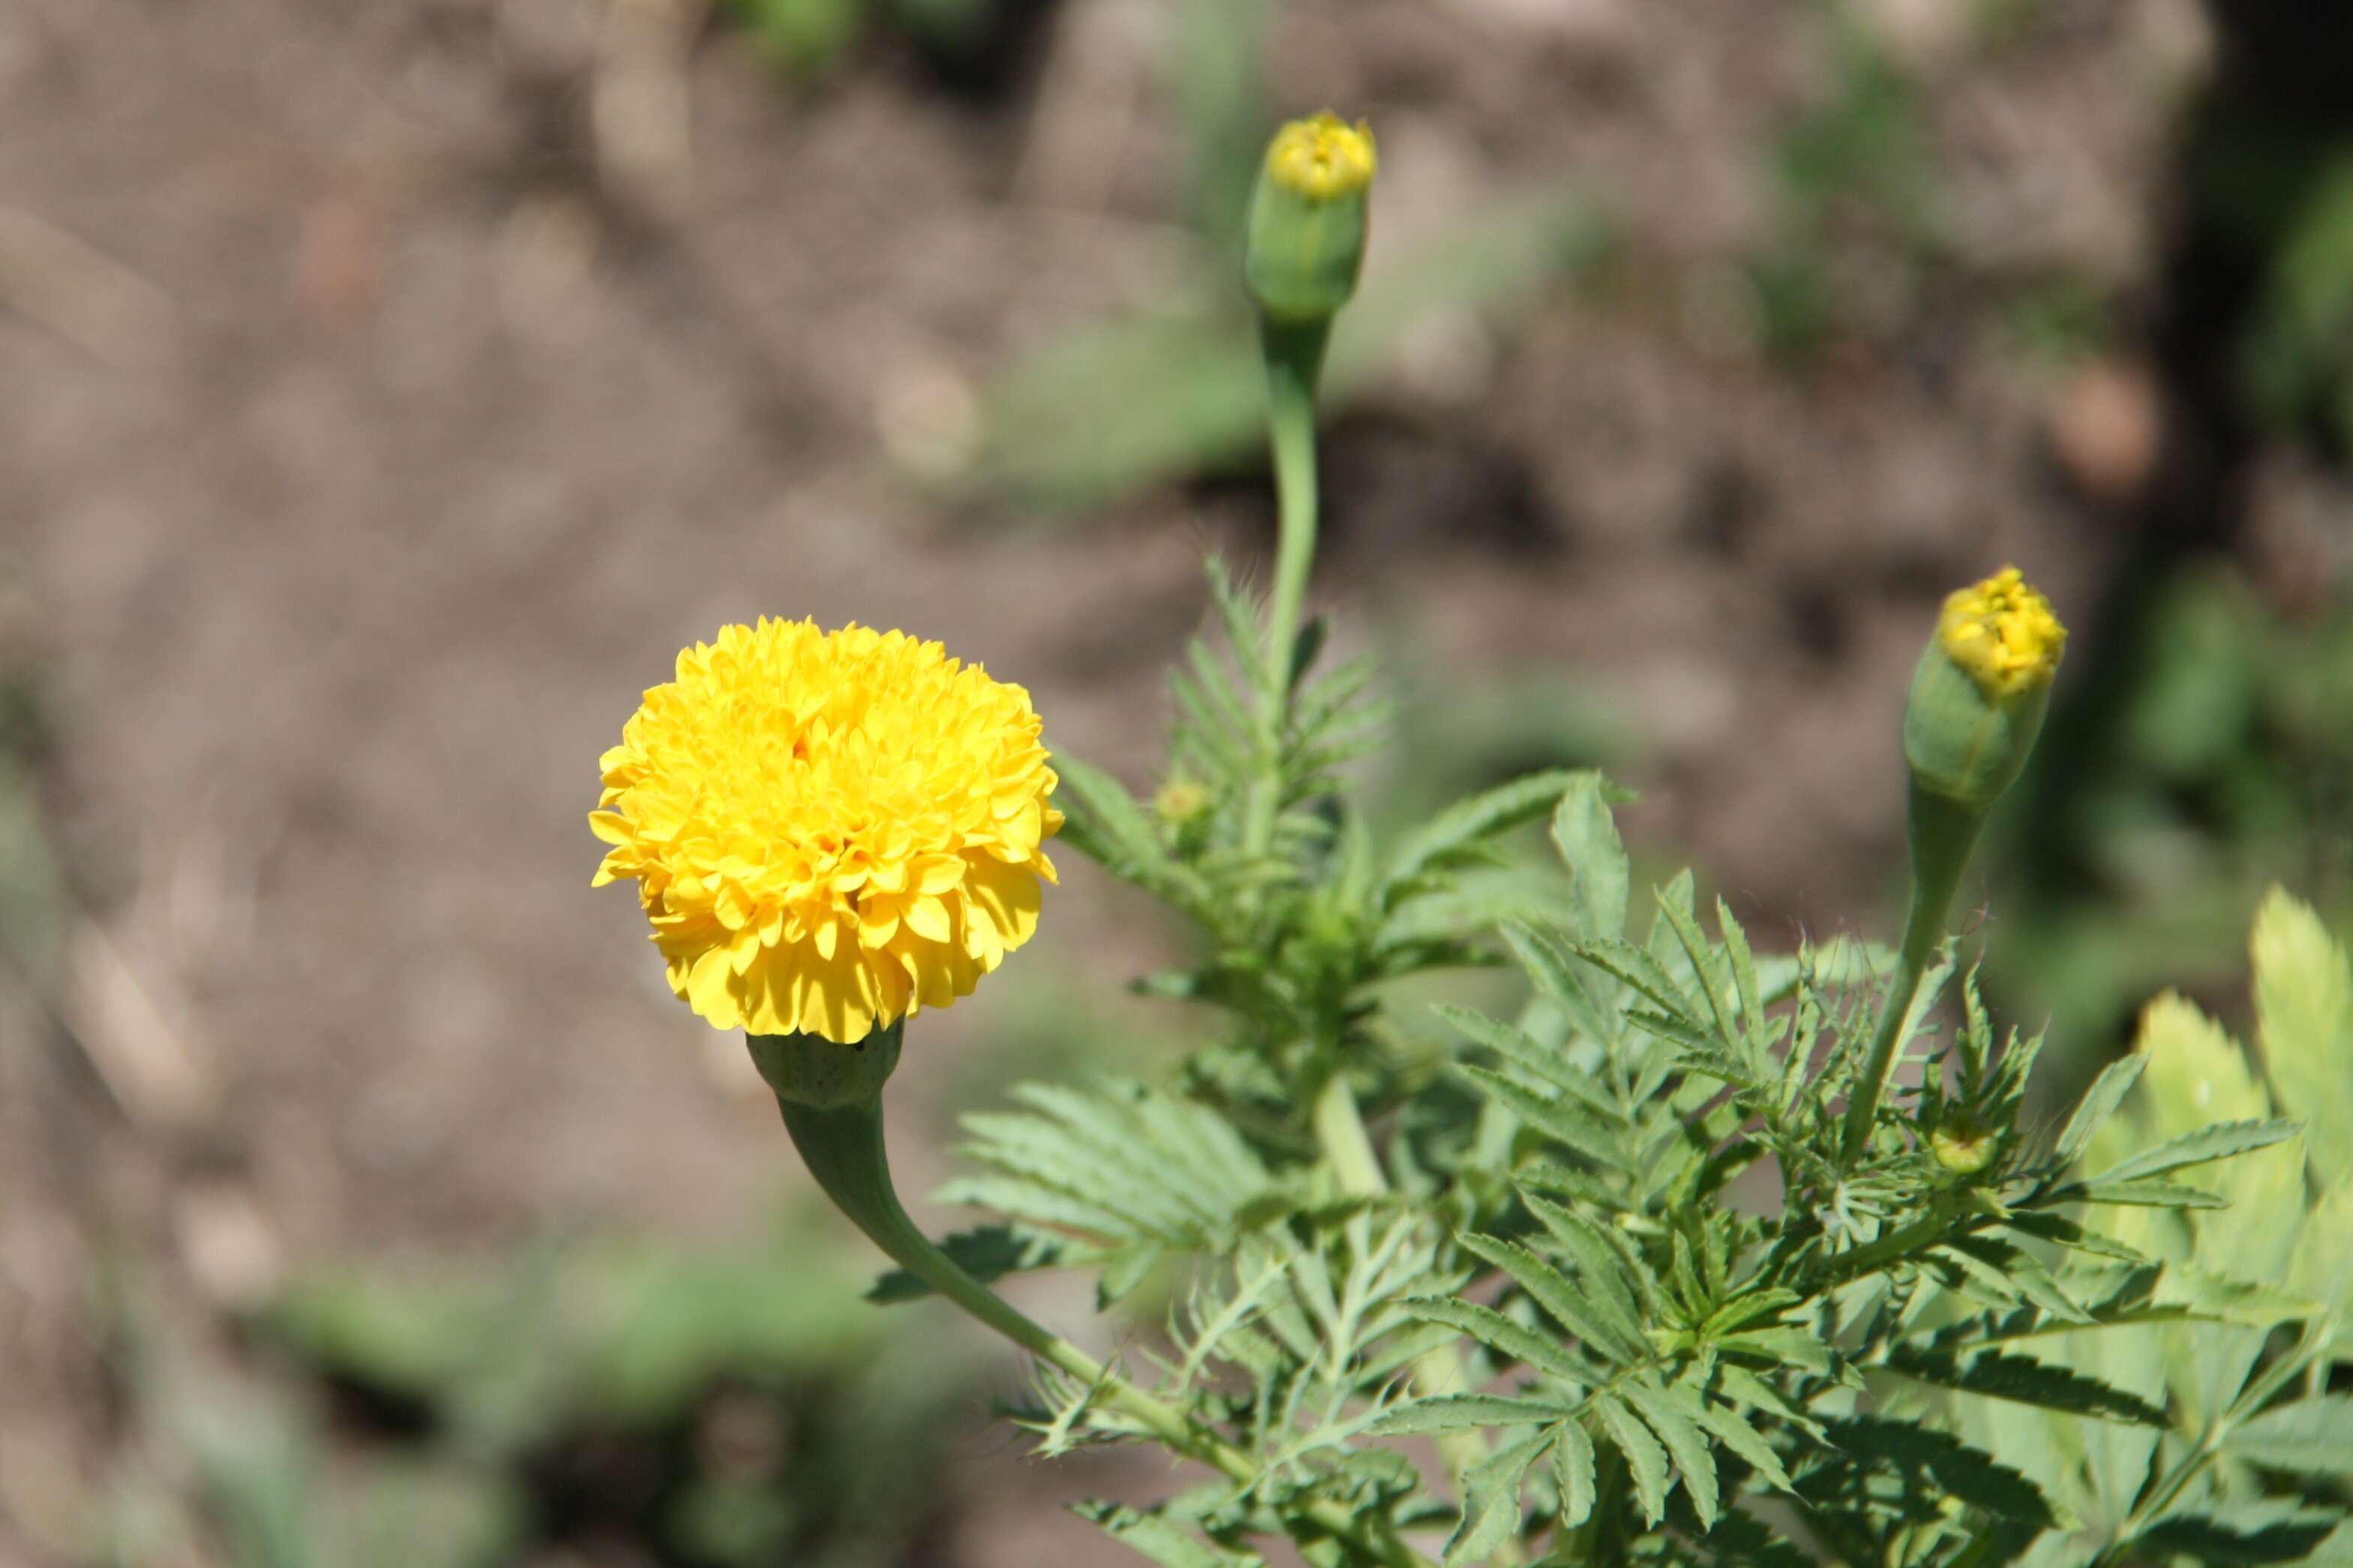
1261 316 1330 709
1839 784 1983 1168
774 1080 1434 1568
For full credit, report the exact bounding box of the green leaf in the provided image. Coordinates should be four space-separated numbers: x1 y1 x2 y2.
1593 1393 1673 1525
1054 753 1169 875
1073 1501 1265 1568
1521 1192 1649 1343
1458 1066 1623 1171
2087 1119 2300 1186
1882 1347 2170 1426
2052 1055 2148 1168
1621 1379 1720 1529
1438 1005 1624 1123
1566 936 1707 1033
1369 1394 1579 1435
1686 1392 1794 1493
1549 772 1630 941
1820 1417 2056 1527
2227 1394 2353 1477
1402 1297 1591 1382
1551 1419 1596 1527
1458 1232 1643 1365
868 1226 1067 1303
2134 1503 2343 1564
2057 1178 2227 1209
1385 770 1578 896
1445 1428 1551 1566
2253 887 2353 1187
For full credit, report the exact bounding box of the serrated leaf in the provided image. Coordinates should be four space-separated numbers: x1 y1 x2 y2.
1500 920 1617 1048
1621 1379 1719 1530
1403 1297 1591 1382
1437 1005 1624 1123
1551 1419 1596 1527
2227 1394 2353 1477
1686 1391 1794 1493
1521 1193 1648 1342
2253 887 2353 1188
1458 1233 1642 1366
2053 1055 2148 1167
2058 1177 2226 1209
1883 1347 2170 1426
1073 1501 1264 1568
1549 772 1630 941
1386 770 1578 896
1054 753 1168 871
1368 1394 1578 1436
2134 1503 2343 1564
1445 1428 1551 1566
1570 937 1706 1030
1458 1066 1623 1171
1593 1393 1673 1525
2087 1118 2300 1186
1820 1417 2056 1527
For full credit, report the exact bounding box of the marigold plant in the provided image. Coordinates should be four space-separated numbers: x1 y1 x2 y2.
593 114 2353 1568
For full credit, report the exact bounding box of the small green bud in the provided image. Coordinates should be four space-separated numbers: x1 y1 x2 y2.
748 1022 902 1108
1929 1110 1998 1176
1153 777 1212 829
1902 566 2066 814
1244 112 1376 323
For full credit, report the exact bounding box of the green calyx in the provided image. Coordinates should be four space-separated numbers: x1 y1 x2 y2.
747 1022 904 1108
1243 117 1374 325
1901 638 2053 816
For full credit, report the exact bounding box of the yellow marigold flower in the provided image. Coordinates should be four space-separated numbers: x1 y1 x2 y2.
1938 565 2066 699
1264 112 1377 200
590 619 1061 1045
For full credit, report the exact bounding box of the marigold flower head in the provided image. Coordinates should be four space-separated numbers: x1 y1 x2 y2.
591 619 1061 1045
1264 112 1377 201
1938 566 2066 699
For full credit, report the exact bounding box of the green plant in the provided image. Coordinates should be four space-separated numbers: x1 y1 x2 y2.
590 115 2353 1567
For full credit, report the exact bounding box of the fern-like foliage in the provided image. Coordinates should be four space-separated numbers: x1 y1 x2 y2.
868 570 2337 1568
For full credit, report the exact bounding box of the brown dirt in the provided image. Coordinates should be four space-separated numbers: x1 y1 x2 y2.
0 0 2199 1559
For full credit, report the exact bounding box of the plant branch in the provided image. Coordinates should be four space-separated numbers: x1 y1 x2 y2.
778 1090 1434 1568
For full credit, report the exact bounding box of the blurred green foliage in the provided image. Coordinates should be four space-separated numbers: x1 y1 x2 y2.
94 1209 981 1568
1992 565 2353 1076
1738 7 1941 364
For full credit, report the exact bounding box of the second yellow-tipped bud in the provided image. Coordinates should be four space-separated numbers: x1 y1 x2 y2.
1245 112 1376 324
1903 565 2067 814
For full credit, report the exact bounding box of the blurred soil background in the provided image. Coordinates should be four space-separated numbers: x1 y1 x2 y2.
3 0 2352 1563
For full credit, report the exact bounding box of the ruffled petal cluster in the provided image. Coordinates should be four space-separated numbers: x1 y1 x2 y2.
591 619 1061 1044
1938 565 2066 699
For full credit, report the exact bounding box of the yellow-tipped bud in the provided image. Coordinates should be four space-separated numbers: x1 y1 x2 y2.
1903 565 2067 814
1245 112 1376 324
1937 567 2067 700
1265 112 1377 201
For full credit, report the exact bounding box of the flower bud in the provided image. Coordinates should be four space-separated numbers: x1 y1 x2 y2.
748 1023 903 1109
1902 566 2066 814
1244 112 1376 324
1929 1110 1998 1176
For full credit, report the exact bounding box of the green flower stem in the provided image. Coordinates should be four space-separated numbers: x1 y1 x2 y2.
1241 317 1332 870
776 1090 1434 1568
1839 784 1983 1169
1261 316 1329 709
1310 1066 1507 1557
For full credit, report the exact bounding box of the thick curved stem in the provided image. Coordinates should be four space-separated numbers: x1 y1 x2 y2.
777 1091 1433 1568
